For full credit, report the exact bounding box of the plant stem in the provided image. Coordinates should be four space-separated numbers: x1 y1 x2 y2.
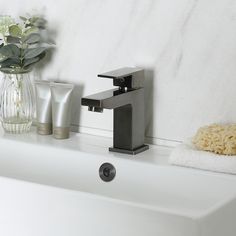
15 73 22 119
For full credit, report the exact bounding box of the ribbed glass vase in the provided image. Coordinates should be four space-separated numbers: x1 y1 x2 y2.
0 71 35 134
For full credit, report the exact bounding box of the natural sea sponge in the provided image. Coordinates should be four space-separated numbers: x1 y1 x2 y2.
193 124 236 155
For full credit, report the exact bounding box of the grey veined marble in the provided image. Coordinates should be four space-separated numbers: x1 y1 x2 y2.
1 0 236 143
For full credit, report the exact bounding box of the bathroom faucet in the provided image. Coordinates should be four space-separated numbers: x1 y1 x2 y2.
81 67 149 155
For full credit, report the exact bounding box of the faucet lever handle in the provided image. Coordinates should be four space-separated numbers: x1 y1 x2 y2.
98 67 144 89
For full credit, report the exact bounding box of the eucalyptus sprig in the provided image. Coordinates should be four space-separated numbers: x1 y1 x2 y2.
0 15 52 73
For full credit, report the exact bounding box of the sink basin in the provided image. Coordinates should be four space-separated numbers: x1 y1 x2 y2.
0 129 235 236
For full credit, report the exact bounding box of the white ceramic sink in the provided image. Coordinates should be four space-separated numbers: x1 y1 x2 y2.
0 129 235 236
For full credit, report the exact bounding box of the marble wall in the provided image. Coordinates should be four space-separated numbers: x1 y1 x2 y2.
1 0 236 145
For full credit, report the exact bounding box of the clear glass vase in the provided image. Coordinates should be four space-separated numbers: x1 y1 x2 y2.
0 72 35 134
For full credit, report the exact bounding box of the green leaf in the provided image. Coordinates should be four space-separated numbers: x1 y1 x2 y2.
38 51 46 59
0 44 20 58
19 16 27 21
0 57 7 63
29 16 40 24
34 18 47 29
24 26 39 36
9 24 22 37
0 44 6 62
24 33 41 44
0 67 16 73
26 17 47 29
24 47 46 59
6 36 21 44
23 51 46 68
0 16 15 36
23 57 39 67
0 57 21 68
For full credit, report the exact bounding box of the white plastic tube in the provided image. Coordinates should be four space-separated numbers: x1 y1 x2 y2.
35 80 52 135
50 82 74 139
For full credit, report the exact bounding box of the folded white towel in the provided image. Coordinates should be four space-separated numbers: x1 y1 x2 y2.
169 141 236 175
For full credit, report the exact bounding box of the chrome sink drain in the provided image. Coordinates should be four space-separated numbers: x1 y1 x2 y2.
99 163 116 182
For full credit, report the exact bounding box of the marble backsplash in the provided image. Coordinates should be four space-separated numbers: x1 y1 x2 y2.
1 0 236 145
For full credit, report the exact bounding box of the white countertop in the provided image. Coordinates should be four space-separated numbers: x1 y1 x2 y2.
0 127 173 166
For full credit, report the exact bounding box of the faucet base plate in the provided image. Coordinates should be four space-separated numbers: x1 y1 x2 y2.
109 144 149 155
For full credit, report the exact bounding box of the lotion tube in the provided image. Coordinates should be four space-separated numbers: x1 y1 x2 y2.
35 80 52 135
50 82 74 139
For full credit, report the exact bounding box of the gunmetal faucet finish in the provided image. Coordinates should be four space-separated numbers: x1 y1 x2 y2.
81 67 149 155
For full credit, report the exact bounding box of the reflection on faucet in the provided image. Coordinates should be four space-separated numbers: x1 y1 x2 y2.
81 67 149 155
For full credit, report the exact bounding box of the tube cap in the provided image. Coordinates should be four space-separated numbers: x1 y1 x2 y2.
53 127 70 139
37 123 52 135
